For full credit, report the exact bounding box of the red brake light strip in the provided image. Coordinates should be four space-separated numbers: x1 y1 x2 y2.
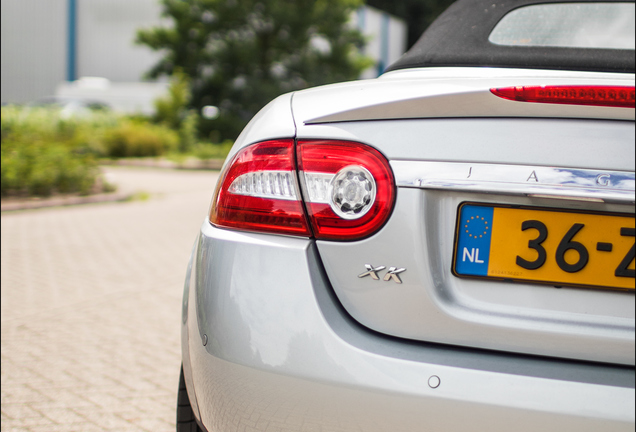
491 85 635 108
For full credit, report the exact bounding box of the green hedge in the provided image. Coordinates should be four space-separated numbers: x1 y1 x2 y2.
103 121 178 157
1 105 228 197
1 141 98 196
2 106 104 197
1 106 176 197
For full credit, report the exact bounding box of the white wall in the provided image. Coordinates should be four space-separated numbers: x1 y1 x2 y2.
1 0 67 104
76 0 167 82
1 0 165 105
1 2 406 106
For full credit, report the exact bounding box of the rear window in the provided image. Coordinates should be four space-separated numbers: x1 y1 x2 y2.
489 3 635 49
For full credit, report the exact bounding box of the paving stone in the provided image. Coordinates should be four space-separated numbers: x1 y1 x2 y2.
1 167 221 432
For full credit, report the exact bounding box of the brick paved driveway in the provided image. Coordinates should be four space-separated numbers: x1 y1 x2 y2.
1 167 221 432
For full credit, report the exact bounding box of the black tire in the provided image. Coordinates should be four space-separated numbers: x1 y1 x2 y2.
177 365 203 432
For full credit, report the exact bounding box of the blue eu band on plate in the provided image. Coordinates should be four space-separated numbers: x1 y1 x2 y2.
455 205 494 277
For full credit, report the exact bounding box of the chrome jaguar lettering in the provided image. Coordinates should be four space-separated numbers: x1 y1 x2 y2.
596 174 611 186
391 161 634 204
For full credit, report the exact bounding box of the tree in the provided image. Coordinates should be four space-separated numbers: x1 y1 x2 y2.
366 0 455 48
137 0 369 141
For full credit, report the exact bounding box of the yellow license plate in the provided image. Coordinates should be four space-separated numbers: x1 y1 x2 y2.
453 203 635 291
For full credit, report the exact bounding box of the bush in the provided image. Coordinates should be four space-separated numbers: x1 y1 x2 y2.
103 121 178 157
178 109 198 153
1 140 99 197
154 69 190 130
153 70 200 152
1 105 110 197
0 103 224 198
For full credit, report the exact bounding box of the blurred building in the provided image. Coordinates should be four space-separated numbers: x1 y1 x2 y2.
1 0 406 111
356 6 408 80
1 0 168 113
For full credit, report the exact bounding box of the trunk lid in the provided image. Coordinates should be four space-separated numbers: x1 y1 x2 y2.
292 68 636 365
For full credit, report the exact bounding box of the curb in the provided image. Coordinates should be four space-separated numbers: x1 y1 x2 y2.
1 192 133 212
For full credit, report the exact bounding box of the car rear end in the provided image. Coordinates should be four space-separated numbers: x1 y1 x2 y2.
181 68 634 432
180 1 635 431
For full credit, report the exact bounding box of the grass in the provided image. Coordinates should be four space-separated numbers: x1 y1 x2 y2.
124 191 151 202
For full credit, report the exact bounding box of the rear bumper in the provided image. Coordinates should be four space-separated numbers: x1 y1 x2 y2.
182 221 635 432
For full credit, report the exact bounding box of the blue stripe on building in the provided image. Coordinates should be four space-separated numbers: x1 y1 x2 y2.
67 0 77 81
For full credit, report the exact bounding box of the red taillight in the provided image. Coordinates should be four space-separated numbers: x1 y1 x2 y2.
210 139 396 241
491 85 635 108
210 139 311 236
298 140 395 241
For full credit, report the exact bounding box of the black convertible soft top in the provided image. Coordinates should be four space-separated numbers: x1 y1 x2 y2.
386 0 635 74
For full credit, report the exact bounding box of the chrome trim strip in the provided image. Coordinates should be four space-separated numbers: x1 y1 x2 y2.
391 161 635 204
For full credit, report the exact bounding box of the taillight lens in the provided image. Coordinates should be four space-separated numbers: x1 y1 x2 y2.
491 85 635 108
210 139 395 240
209 139 311 236
298 140 395 241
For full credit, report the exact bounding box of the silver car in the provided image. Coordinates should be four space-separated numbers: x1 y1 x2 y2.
178 0 635 431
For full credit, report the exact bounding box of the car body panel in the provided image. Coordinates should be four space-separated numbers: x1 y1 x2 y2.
182 221 635 431
292 68 635 125
295 117 635 172
181 239 202 423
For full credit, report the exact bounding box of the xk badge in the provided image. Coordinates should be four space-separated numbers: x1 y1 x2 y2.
359 264 406 284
